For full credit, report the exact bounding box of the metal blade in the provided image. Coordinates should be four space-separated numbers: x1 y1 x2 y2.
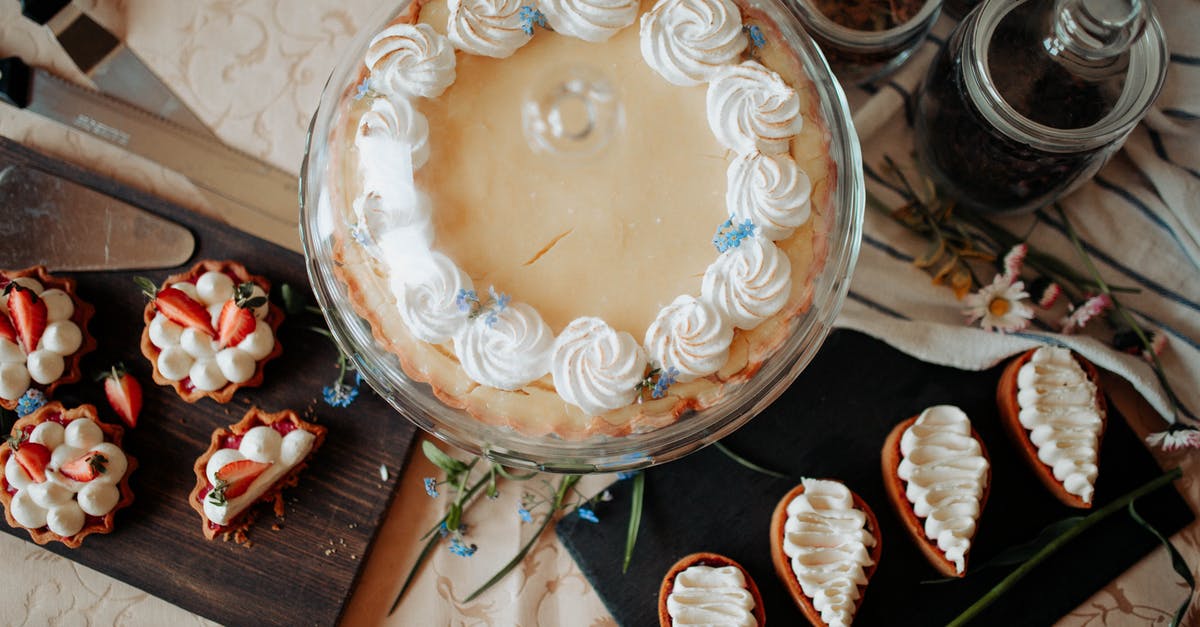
45 4 217 138
0 163 195 271
24 68 301 239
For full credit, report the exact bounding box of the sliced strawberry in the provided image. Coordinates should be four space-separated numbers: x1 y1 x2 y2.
101 364 143 429
155 286 216 338
209 459 272 505
216 300 256 349
14 441 51 483
6 285 47 353
60 451 109 482
0 314 16 345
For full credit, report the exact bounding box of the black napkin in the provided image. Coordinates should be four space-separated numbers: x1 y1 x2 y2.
558 330 1193 626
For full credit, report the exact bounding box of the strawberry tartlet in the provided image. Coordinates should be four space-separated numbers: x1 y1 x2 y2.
138 261 284 403
0 267 96 410
189 407 326 542
0 402 136 547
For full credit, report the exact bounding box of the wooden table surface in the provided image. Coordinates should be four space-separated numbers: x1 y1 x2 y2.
0 1 1196 625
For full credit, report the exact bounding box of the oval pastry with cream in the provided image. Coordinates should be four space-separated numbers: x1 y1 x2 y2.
658 552 764 627
882 405 990 577
998 346 1106 508
770 478 880 627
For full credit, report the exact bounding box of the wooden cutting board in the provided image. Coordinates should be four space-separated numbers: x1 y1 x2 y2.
0 138 418 626
559 330 1194 626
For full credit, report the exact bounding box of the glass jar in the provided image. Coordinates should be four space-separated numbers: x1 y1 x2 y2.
789 0 943 86
914 0 1167 215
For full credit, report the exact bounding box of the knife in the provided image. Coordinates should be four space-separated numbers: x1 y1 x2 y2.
0 57 302 252
20 0 215 138
0 160 195 271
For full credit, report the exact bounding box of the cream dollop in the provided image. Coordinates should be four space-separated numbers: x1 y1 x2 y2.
783 479 876 627
0 279 83 401
352 189 435 253
666 565 757 626
455 302 553 390
392 251 474 344
701 235 791 330
551 317 645 415
1016 346 1104 504
447 0 532 58
203 426 316 526
541 0 638 42
644 295 732 382
897 405 989 575
366 23 457 99
726 151 812 241
356 96 430 175
707 60 802 155
639 0 747 86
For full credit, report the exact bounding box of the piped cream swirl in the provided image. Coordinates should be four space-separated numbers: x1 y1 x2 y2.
644 295 732 382
783 479 875 627
666 565 758 626
365 23 457 99
726 151 812 241
701 235 791 330
541 0 638 42
1016 346 1103 503
356 96 430 175
447 0 533 58
552 317 646 415
707 60 802 155
897 405 989 575
391 251 473 344
455 302 553 390
639 0 747 86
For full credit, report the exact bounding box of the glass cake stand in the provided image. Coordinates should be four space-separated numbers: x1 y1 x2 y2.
300 0 864 473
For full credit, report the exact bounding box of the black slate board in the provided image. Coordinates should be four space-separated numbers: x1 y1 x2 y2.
0 137 418 627
558 330 1194 626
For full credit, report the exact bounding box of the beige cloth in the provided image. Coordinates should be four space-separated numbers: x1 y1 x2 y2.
0 1 1195 625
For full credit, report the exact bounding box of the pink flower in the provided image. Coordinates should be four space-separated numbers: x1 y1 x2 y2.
1037 282 1062 309
964 275 1034 333
1002 244 1028 283
1059 294 1113 334
1143 332 1168 364
1145 425 1200 452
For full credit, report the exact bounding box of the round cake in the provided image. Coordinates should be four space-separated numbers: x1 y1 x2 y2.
322 0 837 438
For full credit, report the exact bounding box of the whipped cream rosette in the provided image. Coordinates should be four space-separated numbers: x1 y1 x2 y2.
447 0 533 58
366 23 457 99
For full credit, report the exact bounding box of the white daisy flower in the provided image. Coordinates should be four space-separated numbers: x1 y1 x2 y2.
1145 425 1200 452
963 275 1034 333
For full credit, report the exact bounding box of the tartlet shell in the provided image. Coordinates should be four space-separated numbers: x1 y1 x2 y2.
139 260 284 404
188 407 326 542
881 414 991 578
0 266 97 410
657 552 766 626
0 403 137 548
769 480 881 627
997 348 1107 509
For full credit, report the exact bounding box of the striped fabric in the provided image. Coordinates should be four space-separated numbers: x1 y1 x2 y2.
833 2 1200 425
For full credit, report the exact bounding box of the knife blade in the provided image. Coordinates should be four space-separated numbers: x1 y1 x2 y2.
0 161 195 271
21 0 216 138
0 57 301 252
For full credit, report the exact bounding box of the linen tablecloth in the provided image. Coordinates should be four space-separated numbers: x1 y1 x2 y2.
0 0 1196 625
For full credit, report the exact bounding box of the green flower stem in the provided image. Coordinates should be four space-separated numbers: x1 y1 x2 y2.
1055 205 1186 421
463 474 581 603
947 466 1183 627
622 472 645 573
713 441 791 479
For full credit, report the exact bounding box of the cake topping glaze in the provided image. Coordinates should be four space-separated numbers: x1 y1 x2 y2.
726 151 812 241
644 294 733 382
707 60 803 155
541 0 640 42
701 235 792 330
1016 346 1103 503
666 564 758 626
783 478 876 627
552 317 646 415
639 0 747 86
366 23 457 99
897 405 989 575
448 0 534 58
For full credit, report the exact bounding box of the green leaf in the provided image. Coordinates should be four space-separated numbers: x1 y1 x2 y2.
445 502 462 532
622 472 645 573
496 465 538 481
1129 499 1195 627
133 276 158 299
423 441 468 476
280 283 308 316
713 441 790 480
